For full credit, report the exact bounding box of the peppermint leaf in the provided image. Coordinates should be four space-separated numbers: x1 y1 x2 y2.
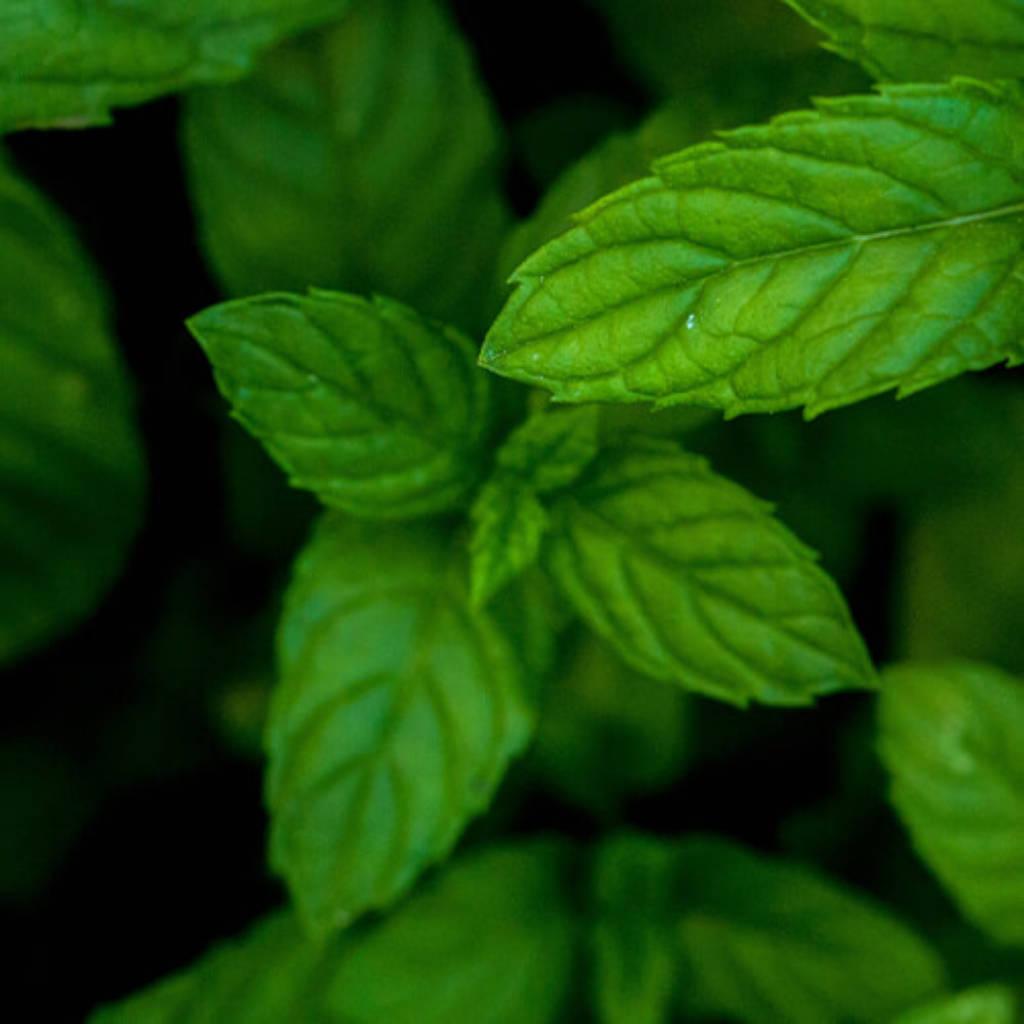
188 290 492 520
183 0 509 330
669 836 948 1023
543 441 874 706
894 986 1017 1024
469 478 549 608
783 0 1024 83
496 406 601 494
0 161 144 664
482 81 1024 419
88 914 323 1023
0 0 351 132
879 661 1024 946
590 834 676 1024
322 841 580 1024
269 515 533 936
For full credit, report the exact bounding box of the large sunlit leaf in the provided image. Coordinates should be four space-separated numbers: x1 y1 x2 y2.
188 290 492 520
879 661 1024 946
543 440 875 706
783 0 1024 83
183 0 508 330
0 0 351 132
482 81 1024 418
269 515 532 936
0 161 144 664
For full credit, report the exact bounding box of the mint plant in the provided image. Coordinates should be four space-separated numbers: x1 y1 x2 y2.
3 0 1024 1020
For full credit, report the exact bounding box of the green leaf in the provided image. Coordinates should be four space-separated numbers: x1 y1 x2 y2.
469 478 549 608
91 842 579 1024
532 635 691 816
670 836 948 1023
482 80 1024 419
495 406 601 494
322 840 580 1023
894 985 1017 1024
878 661 1024 946
0 161 144 664
543 441 874 706
183 0 509 330
783 0 1024 83
88 913 323 1024
590 834 677 1024
269 515 533 936
0 0 351 132
188 290 492 520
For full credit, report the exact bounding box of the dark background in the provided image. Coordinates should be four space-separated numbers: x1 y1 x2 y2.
1 3 916 1020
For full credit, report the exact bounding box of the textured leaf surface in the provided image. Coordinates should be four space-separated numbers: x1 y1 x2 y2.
184 0 508 330
495 406 601 494
0 162 144 664
671 837 947 1024
532 635 691 816
269 515 532 936
0 0 351 132
469 479 549 608
783 0 1024 83
894 986 1017 1024
89 914 322 1024
879 661 1024 946
323 841 579 1024
482 81 1024 418
591 834 676 1024
543 441 874 705
188 290 491 520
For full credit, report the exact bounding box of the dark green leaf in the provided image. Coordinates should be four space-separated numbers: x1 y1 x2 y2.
783 0 1024 82
183 0 509 330
482 81 1024 418
544 441 874 706
0 0 351 132
879 661 1024 946
894 985 1017 1024
188 290 491 520
269 515 533 935
0 161 144 663
322 841 580 1024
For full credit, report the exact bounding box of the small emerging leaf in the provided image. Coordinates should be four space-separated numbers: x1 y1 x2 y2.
783 0 1024 83
0 0 352 132
269 515 532 936
894 985 1017 1024
544 441 875 706
879 661 1024 946
188 290 491 520
496 406 600 494
483 81 1024 418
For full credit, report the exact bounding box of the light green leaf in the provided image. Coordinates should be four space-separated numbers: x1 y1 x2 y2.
469 478 549 608
894 985 1017 1024
590 834 677 1024
496 406 601 494
88 913 322 1024
0 0 351 132
269 515 533 936
783 0 1024 83
532 634 691 816
543 441 874 706
482 80 1024 418
183 0 509 330
0 161 144 664
188 290 491 520
322 841 580 1024
671 836 948 1024
91 842 579 1024
879 661 1024 946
